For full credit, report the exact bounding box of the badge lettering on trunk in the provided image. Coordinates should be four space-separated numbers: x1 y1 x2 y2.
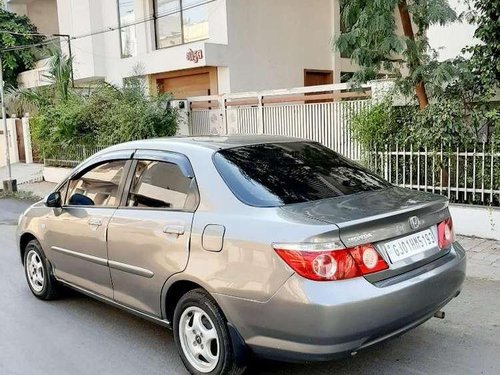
409 216 420 230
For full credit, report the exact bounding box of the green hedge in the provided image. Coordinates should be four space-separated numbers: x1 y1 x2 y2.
31 81 178 160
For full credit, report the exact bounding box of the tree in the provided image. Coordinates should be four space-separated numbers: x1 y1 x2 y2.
0 7 45 89
464 0 500 95
334 0 456 109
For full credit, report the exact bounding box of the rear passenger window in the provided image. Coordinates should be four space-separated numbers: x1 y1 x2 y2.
127 160 192 209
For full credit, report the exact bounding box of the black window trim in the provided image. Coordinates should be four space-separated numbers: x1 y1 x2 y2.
153 0 210 50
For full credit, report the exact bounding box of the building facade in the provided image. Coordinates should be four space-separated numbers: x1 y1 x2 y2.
7 0 477 98
8 0 367 98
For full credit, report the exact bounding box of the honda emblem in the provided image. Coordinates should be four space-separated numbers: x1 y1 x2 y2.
409 216 420 230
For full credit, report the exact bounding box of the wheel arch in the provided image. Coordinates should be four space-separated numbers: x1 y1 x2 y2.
19 232 40 264
162 279 207 324
162 277 249 365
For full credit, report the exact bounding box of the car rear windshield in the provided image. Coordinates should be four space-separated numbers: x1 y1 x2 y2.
213 141 391 207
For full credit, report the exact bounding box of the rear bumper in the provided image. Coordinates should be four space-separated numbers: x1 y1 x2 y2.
214 242 466 362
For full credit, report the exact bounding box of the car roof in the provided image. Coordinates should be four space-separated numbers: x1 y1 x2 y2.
104 135 307 153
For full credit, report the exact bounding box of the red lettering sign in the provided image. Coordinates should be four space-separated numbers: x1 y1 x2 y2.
186 49 204 63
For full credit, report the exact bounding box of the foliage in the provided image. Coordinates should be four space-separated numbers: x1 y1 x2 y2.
410 99 478 147
30 95 98 158
26 52 178 159
350 100 402 149
351 97 494 150
0 8 45 89
334 0 456 104
7 49 74 114
463 0 500 95
31 82 178 158
88 78 178 145
344 0 499 149
44 48 73 102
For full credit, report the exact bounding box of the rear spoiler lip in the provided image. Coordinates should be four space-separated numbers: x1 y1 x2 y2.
334 198 449 229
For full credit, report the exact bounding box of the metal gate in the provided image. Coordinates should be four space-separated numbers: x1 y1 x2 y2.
188 83 372 161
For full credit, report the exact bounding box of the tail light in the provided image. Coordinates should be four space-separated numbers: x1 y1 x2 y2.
273 242 388 281
437 218 454 250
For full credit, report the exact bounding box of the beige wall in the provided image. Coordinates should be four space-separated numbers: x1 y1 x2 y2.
28 0 59 35
7 0 59 35
225 0 334 92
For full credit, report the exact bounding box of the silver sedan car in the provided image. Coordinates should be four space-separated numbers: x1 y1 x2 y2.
17 136 466 375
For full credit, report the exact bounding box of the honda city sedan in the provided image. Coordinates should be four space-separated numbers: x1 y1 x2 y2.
17 136 466 375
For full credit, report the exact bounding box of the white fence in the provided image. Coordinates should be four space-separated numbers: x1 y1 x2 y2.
188 83 372 161
367 143 500 206
44 144 111 168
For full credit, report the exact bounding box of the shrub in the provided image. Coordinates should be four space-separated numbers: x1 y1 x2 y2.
31 79 178 159
350 100 414 150
351 98 497 151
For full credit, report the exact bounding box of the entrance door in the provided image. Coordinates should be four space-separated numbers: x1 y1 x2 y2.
107 150 198 316
15 119 26 163
44 159 130 298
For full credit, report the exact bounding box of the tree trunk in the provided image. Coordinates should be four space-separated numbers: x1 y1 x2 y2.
398 0 429 110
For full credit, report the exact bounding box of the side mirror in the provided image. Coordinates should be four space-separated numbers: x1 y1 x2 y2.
45 192 62 208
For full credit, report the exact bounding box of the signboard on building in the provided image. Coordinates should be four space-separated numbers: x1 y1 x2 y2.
186 49 204 64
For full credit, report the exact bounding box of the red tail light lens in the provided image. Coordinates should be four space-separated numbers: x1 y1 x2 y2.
437 218 454 250
273 242 388 281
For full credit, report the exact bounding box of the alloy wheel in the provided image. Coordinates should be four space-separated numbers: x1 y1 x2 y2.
178 306 220 373
26 250 45 293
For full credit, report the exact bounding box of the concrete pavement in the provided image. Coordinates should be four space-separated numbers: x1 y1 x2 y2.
0 199 499 375
0 199 32 225
0 163 44 186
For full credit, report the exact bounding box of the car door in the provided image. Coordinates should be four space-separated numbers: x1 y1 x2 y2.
44 155 132 299
107 150 198 316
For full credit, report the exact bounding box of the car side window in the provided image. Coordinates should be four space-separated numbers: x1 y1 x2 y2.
127 160 192 210
66 160 127 207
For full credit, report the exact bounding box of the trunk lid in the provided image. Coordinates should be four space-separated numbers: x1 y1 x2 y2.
281 187 451 281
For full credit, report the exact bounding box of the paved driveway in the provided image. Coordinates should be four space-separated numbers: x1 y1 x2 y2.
0 199 32 225
1 199 499 375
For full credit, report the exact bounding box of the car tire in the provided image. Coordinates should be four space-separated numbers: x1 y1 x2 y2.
173 289 247 375
24 239 60 300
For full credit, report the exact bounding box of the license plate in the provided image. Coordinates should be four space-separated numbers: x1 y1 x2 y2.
379 229 437 264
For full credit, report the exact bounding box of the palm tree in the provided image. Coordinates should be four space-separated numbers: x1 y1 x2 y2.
6 49 74 114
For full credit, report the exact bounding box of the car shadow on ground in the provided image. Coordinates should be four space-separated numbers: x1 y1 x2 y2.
53 288 440 375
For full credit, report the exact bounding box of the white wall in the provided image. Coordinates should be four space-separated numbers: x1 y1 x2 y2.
56 0 103 81
427 0 477 61
18 0 350 92
450 204 500 241
225 0 334 92
55 0 230 86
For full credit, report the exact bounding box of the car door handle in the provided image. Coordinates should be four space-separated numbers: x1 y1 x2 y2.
163 225 185 236
88 218 103 227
